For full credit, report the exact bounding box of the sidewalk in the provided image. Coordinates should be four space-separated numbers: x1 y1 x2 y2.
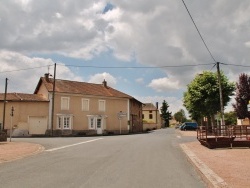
0 141 44 163
179 130 250 188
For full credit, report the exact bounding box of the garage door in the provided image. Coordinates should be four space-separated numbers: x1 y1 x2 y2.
29 116 48 135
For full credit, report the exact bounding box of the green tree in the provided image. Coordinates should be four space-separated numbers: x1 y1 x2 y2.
183 71 235 125
161 100 172 127
224 111 237 125
174 109 187 123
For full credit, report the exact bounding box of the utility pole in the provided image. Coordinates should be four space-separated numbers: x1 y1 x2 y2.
51 63 56 136
2 78 8 130
216 62 225 125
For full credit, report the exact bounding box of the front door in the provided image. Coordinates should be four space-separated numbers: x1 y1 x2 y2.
96 118 102 134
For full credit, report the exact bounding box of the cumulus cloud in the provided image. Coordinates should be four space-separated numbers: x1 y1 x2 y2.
148 77 180 92
0 51 82 93
88 72 117 87
1 0 250 112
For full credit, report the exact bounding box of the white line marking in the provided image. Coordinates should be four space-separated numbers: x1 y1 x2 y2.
45 138 103 152
180 144 228 188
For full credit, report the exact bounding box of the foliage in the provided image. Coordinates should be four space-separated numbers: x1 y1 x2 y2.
232 73 250 119
160 100 172 127
173 109 187 123
183 71 235 122
224 111 237 125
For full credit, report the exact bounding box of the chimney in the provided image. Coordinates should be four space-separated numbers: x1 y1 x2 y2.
156 102 158 109
44 73 50 82
102 79 108 88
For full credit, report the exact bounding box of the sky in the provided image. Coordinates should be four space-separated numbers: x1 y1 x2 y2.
0 0 250 115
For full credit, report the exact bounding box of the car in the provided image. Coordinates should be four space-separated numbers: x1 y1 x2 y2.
180 122 198 131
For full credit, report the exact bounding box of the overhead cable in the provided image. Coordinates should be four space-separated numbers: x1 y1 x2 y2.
181 0 217 63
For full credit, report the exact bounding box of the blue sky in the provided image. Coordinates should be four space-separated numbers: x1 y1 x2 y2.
1 0 250 114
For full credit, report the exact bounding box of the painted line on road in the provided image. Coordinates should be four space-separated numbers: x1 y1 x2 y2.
180 144 228 188
177 135 181 139
45 138 103 152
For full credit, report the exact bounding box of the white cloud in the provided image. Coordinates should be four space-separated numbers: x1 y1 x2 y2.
148 77 180 92
88 72 117 87
0 50 82 93
136 78 144 84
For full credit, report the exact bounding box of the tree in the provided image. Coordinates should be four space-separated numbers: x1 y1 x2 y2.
232 73 250 119
224 111 237 125
183 71 235 125
161 100 172 127
174 109 187 123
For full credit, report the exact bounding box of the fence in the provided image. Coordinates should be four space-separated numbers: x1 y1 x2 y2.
197 125 250 148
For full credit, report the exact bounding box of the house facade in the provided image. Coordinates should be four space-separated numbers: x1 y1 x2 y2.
142 103 161 131
0 74 143 136
0 93 49 136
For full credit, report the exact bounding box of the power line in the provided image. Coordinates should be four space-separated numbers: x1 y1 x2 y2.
220 62 250 67
181 0 217 63
58 63 214 69
0 65 52 74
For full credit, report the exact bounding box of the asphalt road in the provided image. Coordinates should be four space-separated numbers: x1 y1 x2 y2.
0 128 205 188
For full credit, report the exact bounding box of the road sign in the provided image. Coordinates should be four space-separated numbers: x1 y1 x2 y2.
117 112 127 118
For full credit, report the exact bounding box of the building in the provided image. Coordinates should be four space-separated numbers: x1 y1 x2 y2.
0 74 143 136
142 103 161 131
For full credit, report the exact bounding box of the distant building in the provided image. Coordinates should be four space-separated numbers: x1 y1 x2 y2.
142 103 161 131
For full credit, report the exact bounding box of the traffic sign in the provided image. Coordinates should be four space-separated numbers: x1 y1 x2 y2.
117 112 127 118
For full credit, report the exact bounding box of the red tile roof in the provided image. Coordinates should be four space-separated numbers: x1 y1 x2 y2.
0 93 48 102
35 77 134 99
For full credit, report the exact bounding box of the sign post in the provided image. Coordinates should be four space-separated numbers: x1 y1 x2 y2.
117 111 127 134
10 106 14 142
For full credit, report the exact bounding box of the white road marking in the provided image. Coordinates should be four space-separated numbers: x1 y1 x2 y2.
45 138 103 152
177 135 181 139
180 144 228 188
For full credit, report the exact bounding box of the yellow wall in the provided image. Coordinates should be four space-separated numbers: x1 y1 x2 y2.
0 101 49 133
52 93 129 132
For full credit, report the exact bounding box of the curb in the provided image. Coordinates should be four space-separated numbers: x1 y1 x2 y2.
180 144 229 188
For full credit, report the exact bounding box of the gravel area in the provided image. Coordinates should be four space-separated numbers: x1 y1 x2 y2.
179 130 250 188
0 142 44 163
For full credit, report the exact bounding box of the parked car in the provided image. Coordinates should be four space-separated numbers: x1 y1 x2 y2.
180 122 198 131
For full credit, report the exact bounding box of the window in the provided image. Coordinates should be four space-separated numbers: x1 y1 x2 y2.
99 100 106 111
57 115 72 129
149 114 153 119
88 117 95 129
61 97 70 110
142 114 144 119
82 99 89 111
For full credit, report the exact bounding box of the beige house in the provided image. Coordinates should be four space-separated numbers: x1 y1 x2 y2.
0 93 49 136
0 74 143 136
142 103 161 131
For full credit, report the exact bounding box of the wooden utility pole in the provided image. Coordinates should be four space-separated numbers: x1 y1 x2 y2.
2 78 8 130
51 63 56 136
216 62 225 125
